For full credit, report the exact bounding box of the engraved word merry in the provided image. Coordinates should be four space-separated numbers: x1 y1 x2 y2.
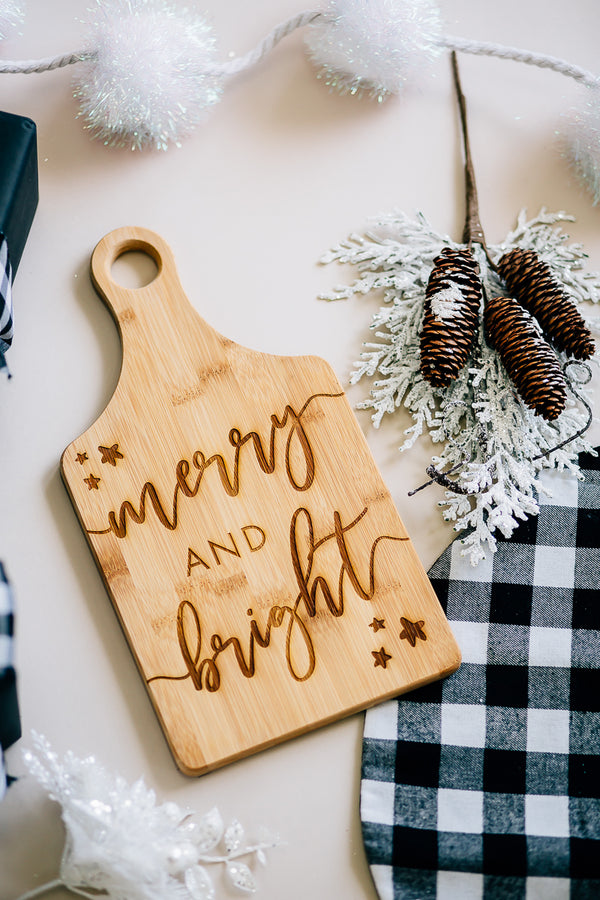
86 393 342 538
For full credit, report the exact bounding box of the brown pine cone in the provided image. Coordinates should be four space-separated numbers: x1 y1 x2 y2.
420 247 482 387
497 248 595 360
484 295 567 421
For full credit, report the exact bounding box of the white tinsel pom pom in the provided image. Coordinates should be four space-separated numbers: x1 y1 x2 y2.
74 0 224 151
305 0 443 100
565 82 600 205
0 0 25 40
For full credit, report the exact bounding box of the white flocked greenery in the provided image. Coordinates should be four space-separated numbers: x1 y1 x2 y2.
321 208 600 564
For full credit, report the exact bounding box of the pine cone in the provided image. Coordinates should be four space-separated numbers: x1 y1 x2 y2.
497 248 595 360
420 247 482 387
484 295 567 421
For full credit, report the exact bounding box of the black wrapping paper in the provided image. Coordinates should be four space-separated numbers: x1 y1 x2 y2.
0 110 38 276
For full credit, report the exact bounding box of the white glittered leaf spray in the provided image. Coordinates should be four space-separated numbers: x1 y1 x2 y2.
321 54 599 565
13 733 280 900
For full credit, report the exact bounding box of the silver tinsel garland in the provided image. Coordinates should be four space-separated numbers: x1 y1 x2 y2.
321 209 599 565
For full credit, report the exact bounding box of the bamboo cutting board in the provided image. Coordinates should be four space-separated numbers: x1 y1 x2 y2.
61 227 461 775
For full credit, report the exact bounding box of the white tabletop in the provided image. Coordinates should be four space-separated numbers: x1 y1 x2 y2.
0 2 599 898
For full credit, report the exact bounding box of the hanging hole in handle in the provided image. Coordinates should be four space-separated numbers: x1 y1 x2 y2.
111 247 160 289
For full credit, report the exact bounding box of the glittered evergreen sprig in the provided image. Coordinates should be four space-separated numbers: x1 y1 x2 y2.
322 209 599 564
320 55 600 565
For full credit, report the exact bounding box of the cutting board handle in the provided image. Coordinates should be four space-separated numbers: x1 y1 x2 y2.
89 226 226 376
91 225 178 317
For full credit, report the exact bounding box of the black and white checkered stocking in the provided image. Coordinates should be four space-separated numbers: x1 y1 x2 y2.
361 451 600 899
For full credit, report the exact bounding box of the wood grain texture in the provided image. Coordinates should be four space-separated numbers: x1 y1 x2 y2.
61 227 461 775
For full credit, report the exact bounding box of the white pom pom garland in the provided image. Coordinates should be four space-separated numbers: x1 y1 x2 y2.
0 0 25 40
565 82 600 205
73 0 223 151
2 0 600 209
305 0 443 100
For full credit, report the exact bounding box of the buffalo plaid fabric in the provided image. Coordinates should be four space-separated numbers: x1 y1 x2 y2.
0 234 13 366
0 563 19 799
361 450 600 899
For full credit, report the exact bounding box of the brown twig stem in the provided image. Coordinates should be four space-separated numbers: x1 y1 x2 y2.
451 51 496 269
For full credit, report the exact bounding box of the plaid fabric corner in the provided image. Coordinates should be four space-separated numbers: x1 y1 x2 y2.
361 451 600 899
0 562 19 800
0 235 13 355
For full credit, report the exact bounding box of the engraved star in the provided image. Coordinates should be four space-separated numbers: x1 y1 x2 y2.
84 473 101 491
98 444 124 466
399 617 427 648
75 451 88 465
372 647 392 669
369 617 386 633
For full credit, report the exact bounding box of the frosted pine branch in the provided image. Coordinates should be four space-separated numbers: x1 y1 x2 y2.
321 209 598 564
